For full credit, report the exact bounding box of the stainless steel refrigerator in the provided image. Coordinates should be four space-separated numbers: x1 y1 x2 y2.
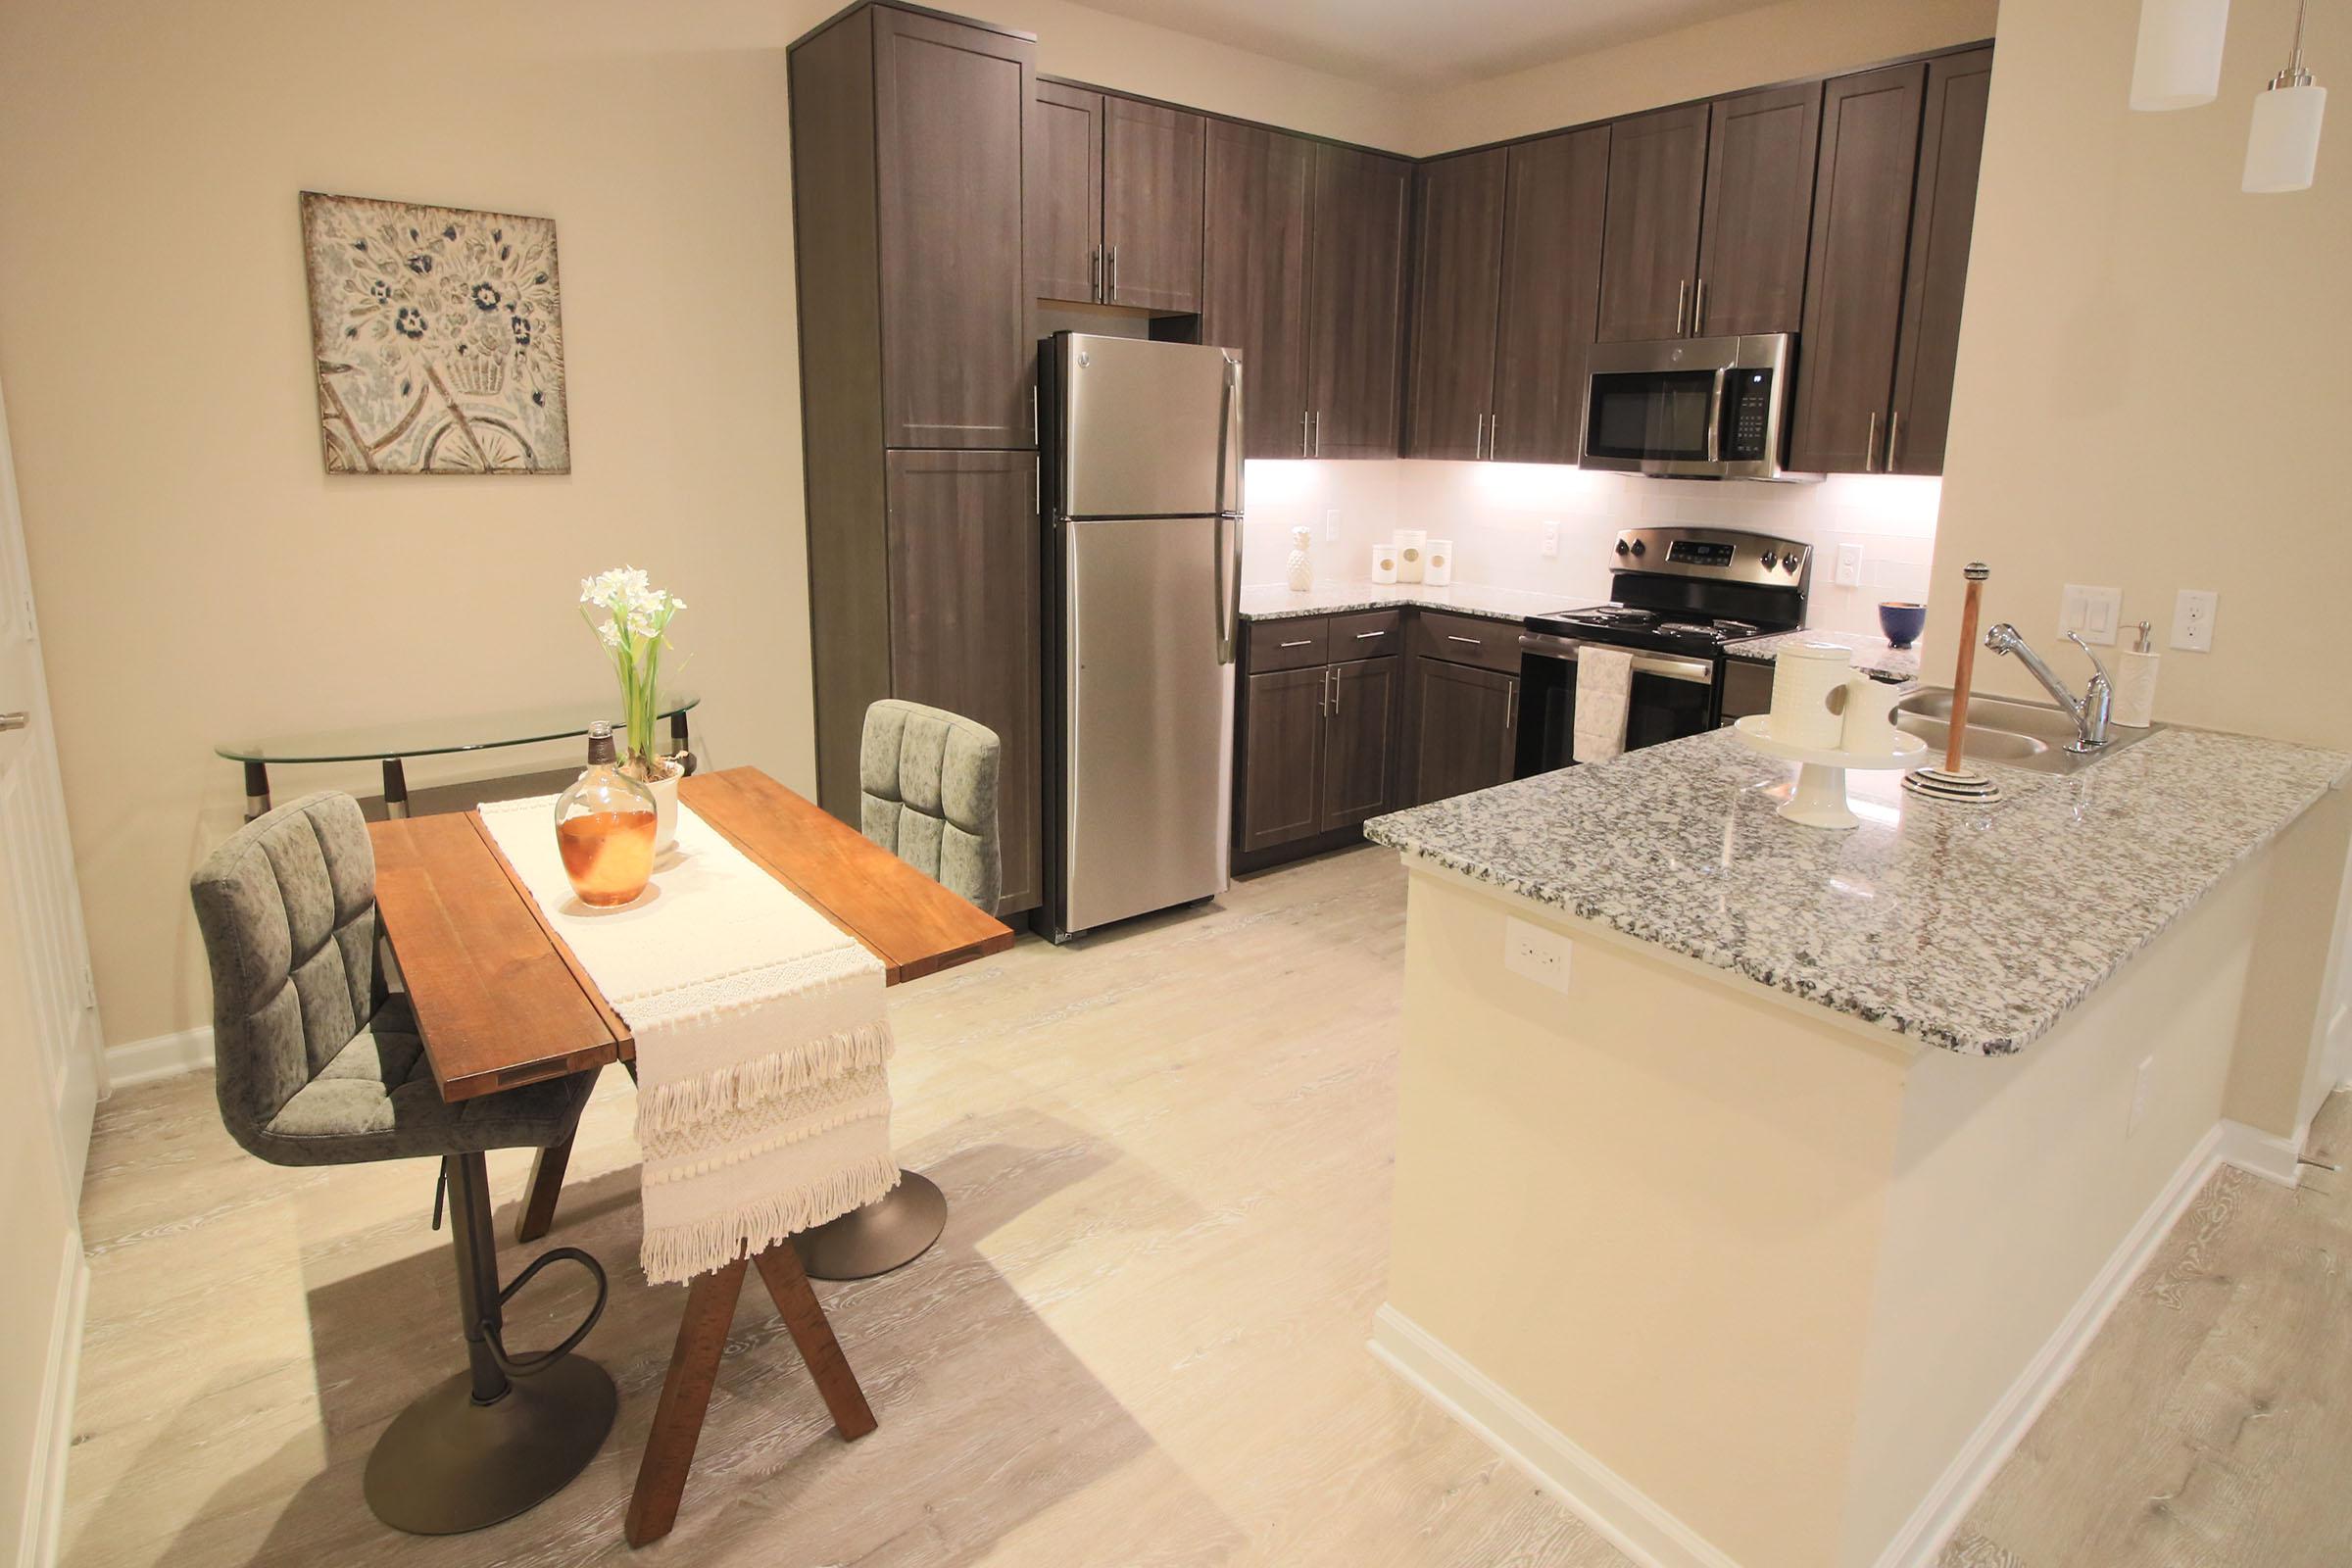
1039 332 1243 942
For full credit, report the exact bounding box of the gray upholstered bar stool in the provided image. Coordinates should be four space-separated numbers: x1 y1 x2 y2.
791 699 1002 1281
190 792 612 1535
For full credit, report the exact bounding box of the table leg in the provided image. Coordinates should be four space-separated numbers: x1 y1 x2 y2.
382 758 411 819
754 1245 877 1439
242 761 271 823
516 1133 579 1245
363 1152 617 1535
628 1258 747 1547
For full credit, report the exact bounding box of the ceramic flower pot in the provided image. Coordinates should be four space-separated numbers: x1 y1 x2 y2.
635 759 682 854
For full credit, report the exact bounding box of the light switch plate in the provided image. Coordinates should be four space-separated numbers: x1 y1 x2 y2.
2171 588 2218 652
1541 520 1560 559
1503 917 1573 993
1323 507 1340 543
2061 584 2123 646
1834 543 1864 587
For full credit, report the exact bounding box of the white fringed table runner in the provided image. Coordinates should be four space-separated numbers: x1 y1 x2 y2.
478 795 898 1284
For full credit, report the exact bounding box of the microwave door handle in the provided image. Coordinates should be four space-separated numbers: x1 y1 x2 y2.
1705 368 1728 464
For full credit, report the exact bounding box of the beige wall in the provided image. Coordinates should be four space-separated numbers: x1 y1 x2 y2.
1410 0 1998 153
1928 0 2351 750
0 0 1404 1053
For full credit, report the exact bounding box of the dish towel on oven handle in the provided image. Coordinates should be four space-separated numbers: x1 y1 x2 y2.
476 795 897 1285
1571 645 1634 764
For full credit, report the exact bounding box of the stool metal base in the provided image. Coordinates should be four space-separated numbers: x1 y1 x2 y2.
364 1356 616 1535
791 1169 947 1280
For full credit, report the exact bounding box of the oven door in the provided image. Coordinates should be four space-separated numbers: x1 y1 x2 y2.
1515 633 1721 776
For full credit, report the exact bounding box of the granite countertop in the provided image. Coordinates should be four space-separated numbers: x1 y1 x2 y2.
1364 727 2350 1057
1728 628 1922 684
1239 580 1575 624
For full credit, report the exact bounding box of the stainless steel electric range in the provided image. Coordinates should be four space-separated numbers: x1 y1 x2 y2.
1514 525 1812 776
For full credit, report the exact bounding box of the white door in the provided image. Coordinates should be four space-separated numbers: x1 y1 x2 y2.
0 357 104 1567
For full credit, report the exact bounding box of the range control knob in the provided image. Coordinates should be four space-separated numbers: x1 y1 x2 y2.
1759 550 1780 570
1630 538 1647 557
1784 552 1803 574
1615 538 1632 556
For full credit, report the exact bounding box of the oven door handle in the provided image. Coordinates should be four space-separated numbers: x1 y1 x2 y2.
1519 633 1716 687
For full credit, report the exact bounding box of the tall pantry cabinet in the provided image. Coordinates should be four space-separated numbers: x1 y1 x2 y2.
789 2 1044 915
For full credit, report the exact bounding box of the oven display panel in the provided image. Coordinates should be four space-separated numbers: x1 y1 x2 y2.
1665 540 1735 567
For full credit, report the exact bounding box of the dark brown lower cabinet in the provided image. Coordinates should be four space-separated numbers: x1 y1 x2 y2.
1320 657 1400 830
1404 657 1518 807
883 449 1042 913
1235 620 1401 862
1239 665 1328 855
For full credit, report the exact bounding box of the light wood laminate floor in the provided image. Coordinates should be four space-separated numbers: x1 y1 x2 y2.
61 846 2352 1566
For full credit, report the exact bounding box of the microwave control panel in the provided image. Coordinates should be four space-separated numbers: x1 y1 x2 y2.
1722 369 1775 462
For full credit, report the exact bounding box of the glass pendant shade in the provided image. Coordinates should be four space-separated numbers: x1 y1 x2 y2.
2243 80 2327 190
2132 0 2231 109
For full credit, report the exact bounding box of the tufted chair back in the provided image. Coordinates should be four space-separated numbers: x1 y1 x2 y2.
858 700 1002 913
190 793 386 1158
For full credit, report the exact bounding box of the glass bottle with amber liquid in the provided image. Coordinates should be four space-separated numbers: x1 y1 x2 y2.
555 720 658 906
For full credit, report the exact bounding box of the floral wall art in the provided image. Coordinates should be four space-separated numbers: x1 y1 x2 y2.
299 191 569 474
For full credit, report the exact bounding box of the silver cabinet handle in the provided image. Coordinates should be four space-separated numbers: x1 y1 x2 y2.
1504 679 1517 731
1693 277 1707 335
1675 279 1689 336
1301 409 1311 457
1107 245 1119 301
1865 411 1881 473
1278 639 1313 649
1311 411 1322 457
1089 245 1102 302
1446 634 1482 646
0 711 25 732
1354 629 1387 639
1486 414 1497 460
1887 410 1903 473
1319 666 1332 716
1331 664 1343 717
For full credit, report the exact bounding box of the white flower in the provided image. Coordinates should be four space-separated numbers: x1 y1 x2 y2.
597 617 621 649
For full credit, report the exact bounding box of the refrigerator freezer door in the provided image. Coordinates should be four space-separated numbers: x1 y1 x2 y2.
1062 514 1235 933
1059 334 1244 519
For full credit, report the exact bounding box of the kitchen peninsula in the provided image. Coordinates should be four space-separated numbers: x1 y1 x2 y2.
1364 726 2351 1568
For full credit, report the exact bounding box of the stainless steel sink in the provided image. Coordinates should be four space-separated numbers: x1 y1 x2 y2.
1893 688 2161 775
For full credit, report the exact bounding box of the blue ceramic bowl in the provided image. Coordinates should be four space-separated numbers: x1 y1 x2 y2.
1879 602 1927 650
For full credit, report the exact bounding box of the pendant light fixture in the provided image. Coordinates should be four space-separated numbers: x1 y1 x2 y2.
2132 0 2232 109
2243 0 2327 190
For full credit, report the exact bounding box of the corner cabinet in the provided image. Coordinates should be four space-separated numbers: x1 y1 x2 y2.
789 1 1043 914
1399 611 1519 807
1202 122 1314 460
1304 146 1414 458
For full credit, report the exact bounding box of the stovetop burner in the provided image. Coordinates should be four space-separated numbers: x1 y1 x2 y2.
1545 606 1772 647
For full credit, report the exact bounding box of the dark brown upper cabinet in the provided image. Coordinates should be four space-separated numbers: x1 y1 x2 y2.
1305 144 1413 458
1404 150 1508 461
1491 125 1611 465
1595 103 1710 342
1029 82 1102 305
1030 87 1205 311
871 6 1036 449
1694 82 1823 336
1887 46 1992 476
1202 121 1314 460
1788 62 1928 475
1102 97 1206 311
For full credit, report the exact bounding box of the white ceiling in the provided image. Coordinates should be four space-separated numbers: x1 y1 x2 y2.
1071 0 1791 89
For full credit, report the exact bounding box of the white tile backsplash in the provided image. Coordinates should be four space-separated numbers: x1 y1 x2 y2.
1242 459 1942 640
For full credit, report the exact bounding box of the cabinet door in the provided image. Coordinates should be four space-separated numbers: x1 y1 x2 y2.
1031 82 1102 304
1492 125 1610 466
1695 82 1822 336
1102 96 1205 312
884 450 1043 913
1888 47 1992 476
1203 122 1314 460
1595 103 1710 342
1403 150 1507 461
1788 63 1927 475
1407 658 1516 806
873 8 1036 449
1240 665 1327 853
1305 144 1412 458
1320 656 1399 831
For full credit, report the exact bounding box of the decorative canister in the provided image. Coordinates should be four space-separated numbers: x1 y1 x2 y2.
1394 529 1428 583
1768 642 1854 751
1370 544 1398 584
1286 526 1314 592
1425 539 1453 586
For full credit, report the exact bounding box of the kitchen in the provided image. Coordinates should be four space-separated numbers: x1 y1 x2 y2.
3 0 2347 1566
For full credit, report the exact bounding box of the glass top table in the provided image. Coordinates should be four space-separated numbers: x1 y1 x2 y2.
218 692 699 819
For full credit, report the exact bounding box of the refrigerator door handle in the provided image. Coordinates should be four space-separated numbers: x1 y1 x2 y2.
1213 355 1243 665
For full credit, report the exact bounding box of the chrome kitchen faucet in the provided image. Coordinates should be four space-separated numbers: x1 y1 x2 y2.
1983 623 2114 753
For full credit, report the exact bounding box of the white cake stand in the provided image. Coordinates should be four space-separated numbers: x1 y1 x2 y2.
1734 715 1930 830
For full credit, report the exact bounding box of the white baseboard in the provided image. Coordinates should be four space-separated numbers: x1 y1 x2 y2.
1373 1120 2236 1568
2216 1116 2306 1188
1369 1303 1740 1568
105 1024 213 1088
18 1228 88 1568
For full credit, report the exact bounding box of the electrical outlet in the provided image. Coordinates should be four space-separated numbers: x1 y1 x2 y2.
1323 507 1340 543
2171 588 2218 652
1834 543 1864 587
2060 584 2124 646
1503 917 1573 993
2127 1056 2155 1138
1541 520 1560 559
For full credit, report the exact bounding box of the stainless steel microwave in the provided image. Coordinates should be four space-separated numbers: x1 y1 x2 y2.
1583 333 1802 481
